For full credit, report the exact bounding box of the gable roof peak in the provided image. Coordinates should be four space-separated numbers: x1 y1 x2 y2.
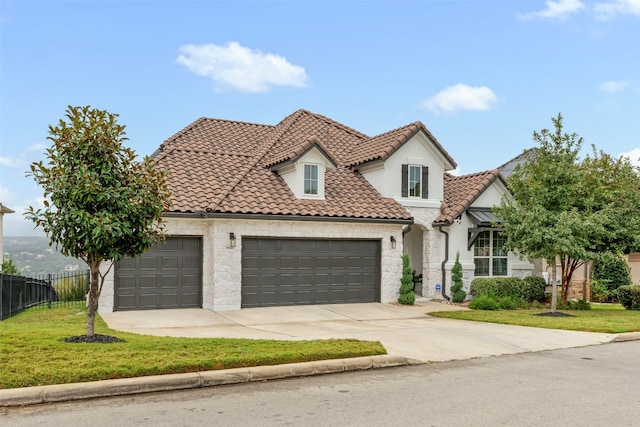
435 169 504 225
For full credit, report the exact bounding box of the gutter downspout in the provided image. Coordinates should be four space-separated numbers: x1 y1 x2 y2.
402 224 413 242
437 225 451 301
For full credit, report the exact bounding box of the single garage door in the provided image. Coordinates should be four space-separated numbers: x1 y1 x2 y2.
241 238 380 308
114 237 202 311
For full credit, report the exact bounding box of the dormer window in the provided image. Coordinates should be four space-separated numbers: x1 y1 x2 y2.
304 164 319 195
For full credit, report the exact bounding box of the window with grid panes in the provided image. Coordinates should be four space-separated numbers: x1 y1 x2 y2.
474 230 507 276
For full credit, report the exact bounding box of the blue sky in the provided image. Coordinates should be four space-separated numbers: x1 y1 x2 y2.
1 0 639 236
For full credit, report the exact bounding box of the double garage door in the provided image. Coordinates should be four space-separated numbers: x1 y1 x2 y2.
241 238 381 308
114 237 381 310
114 237 202 311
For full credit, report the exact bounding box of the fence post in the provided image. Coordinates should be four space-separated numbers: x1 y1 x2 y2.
47 273 53 309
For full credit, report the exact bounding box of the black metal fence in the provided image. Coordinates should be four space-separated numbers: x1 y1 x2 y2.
0 270 90 321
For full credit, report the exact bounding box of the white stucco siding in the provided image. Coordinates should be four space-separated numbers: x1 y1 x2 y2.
98 217 404 313
360 133 448 203
278 148 334 200
470 180 508 209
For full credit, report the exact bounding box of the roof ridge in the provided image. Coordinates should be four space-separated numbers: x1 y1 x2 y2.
206 110 307 211
157 117 273 156
302 110 368 139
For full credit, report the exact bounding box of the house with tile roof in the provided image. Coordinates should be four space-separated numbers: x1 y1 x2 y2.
98 110 533 313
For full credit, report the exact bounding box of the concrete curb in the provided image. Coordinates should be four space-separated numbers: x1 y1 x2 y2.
0 355 415 408
610 332 640 342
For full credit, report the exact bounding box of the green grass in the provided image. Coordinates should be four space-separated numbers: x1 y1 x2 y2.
0 304 385 390
430 303 640 334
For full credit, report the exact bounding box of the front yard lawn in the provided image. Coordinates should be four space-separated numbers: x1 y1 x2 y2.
430 303 640 334
0 304 385 389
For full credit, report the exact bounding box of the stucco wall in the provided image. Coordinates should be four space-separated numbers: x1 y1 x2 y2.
360 134 450 203
98 217 405 313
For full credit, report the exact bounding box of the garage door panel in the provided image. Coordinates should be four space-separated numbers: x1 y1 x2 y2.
242 238 380 308
114 237 202 311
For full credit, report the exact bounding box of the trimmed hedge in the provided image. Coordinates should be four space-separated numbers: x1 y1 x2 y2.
617 285 640 311
470 276 546 303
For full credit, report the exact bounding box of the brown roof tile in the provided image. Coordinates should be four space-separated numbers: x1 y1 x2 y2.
348 121 457 169
153 109 478 223
433 169 505 225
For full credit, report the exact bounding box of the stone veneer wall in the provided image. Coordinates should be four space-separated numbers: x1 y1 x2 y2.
404 206 445 299
98 217 405 313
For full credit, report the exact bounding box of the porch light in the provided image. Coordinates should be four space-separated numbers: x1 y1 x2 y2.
229 232 236 248
390 236 397 249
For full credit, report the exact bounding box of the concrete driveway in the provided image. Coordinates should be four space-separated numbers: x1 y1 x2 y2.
100 301 616 362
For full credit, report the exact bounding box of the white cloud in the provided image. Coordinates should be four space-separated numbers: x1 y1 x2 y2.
620 148 640 167
517 0 585 20
594 0 640 20
599 80 630 93
0 156 24 168
176 41 308 93
422 84 497 114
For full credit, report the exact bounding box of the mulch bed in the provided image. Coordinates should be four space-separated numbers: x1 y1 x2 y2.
535 311 575 317
63 334 126 344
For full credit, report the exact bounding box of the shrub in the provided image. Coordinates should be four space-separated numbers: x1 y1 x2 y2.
592 255 631 293
450 252 466 303
398 253 415 305
570 299 592 310
590 279 616 303
471 276 547 304
521 276 547 303
469 295 499 310
617 285 640 311
496 296 518 310
1 258 20 275
494 277 524 299
470 278 499 298
54 275 88 302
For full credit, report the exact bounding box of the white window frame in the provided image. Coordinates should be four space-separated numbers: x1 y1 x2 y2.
474 230 508 276
303 163 319 196
408 165 421 198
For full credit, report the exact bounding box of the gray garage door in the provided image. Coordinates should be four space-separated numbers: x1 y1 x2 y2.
241 238 380 308
114 237 202 311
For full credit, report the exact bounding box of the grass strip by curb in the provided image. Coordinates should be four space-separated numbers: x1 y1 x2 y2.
0 304 385 389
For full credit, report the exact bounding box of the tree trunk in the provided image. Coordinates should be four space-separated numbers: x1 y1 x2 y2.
87 263 100 337
551 262 558 314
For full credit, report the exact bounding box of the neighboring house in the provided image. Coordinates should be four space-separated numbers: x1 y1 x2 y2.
0 203 14 268
99 110 532 313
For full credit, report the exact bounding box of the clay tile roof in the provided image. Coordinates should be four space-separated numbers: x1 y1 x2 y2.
348 121 457 169
152 109 412 222
265 137 339 169
433 169 505 225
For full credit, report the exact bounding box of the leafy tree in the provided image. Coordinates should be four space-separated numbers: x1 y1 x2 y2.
451 251 466 303
1 258 20 275
26 105 171 337
592 254 631 292
494 113 640 309
398 253 415 305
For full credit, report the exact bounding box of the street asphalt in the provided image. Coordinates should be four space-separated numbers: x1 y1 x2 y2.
2 300 638 407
